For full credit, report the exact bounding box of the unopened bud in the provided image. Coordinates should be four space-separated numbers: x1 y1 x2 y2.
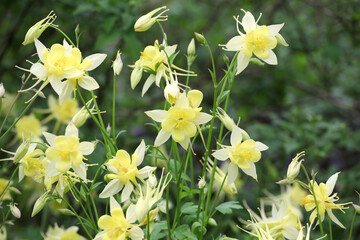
71 108 89 128
32 192 48 217
276 33 289 47
187 38 196 58
216 107 236 131
208 218 217 226
148 174 157 187
0 83 5 98
287 151 305 181
353 204 360 214
130 64 143 89
113 50 123 75
13 141 30 163
23 11 56 45
134 6 169 32
9 203 21 219
198 177 206 189
164 81 180 104
194 32 207 46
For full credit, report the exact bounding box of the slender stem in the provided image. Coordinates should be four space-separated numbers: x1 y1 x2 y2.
300 164 324 236
50 25 76 47
328 216 333 240
207 172 228 221
112 74 116 142
156 21 167 46
348 211 357 240
0 165 19 201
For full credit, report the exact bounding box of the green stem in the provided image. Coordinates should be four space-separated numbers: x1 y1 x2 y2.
0 165 19 201
207 172 228 221
300 164 324 236
50 25 76 47
112 74 116 142
156 21 167 46
348 211 357 240
328 216 333 240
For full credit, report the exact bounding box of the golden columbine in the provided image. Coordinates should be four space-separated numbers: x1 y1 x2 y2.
99 140 156 202
134 6 169 32
95 206 144 240
29 38 106 103
22 11 56 45
212 125 268 182
145 90 212 150
222 10 287 74
44 122 94 179
301 172 351 228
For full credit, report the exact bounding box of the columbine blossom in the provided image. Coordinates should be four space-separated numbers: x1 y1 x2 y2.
145 90 212 150
134 6 169 32
45 95 79 124
301 172 351 228
43 122 95 180
222 10 287 74
99 140 156 202
15 114 45 141
212 125 268 182
29 38 106 103
22 11 56 45
43 224 86 240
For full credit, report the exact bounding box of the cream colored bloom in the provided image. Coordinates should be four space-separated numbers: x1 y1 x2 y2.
30 39 106 103
95 205 144 240
15 114 45 141
99 140 156 202
145 90 212 150
22 11 56 45
43 224 86 240
44 122 94 179
47 95 79 124
301 172 351 228
18 143 47 182
222 10 286 74
212 125 268 182
134 6 169 32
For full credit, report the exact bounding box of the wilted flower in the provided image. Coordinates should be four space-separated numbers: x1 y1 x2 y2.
22 11 56 45
112 50 123 75
134 6 169 32
44 122 94 179
145 90 212 149
301 172 351 228
43 223 86 240
99 140 156 202
221 10 287 74
212 125 268 182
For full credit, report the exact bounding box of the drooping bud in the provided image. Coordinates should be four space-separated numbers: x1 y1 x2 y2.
187 38 196 58
9 203 21 219
112 50 123 76
130 63 143 89
198 177 206 189
32 192 48 217
164 81 180 104
287 151 305 181
134 6 169 32
22 11 56 45
194 32 207 46
216 107 236 131
13 141 30 163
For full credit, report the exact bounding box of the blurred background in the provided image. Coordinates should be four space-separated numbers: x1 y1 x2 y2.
0 0 359 239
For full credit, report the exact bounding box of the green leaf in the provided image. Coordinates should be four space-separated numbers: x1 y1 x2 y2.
218 90 230 105
150 221 168 240
172 225 197 240
215 201 242 215
192 221 206 235
181 202 198 215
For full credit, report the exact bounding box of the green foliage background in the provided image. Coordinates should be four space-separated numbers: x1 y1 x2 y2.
0 0 360 239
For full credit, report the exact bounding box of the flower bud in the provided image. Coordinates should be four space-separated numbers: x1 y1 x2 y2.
134 6 169 32
198 177 206 189
187 38 196 58
9 203 21 219
32 192 48 217
287 151 305 181
22 11 56 45
148 174 157 188
164 81 180 104
13 141 30 163
208 217 217 226
130 64 143 89
353 203 360 214
276 33 289 47
71 107 89 128
194 32 207 46
113 50 123 75
216 107 235 131
0 83 5 98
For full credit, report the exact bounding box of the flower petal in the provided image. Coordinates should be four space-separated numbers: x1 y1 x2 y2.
78 75 99 91
73 162 86 180
65 122 78 137
134 140 146 166
212 148 230 161
145 110 167 122
142 75 156 96
327 209 345 229
99 179 123 198
236 51 250 75
231 126 243 146
241 162 257 181
34 38 46 62
30 63 47 80
179 136 190 150
268 23 284 36
262 50 278 65
85 53 107 71
255 141 268 151
59 81 74 103
48 75 64 96
109 195 121 211
43 132 56 146
326 172 340 196
154 129 171 147
224 36 244 51
129 226 145 240
242 11 256 32
227 162 238 184
79 141 95 155
138 166 156 179
193 112 213 125
121 183 133 202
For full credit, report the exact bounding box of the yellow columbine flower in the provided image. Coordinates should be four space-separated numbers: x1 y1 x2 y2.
99 140 156 202
18 143 47 181
0 178 12 201
134 6 169 32
145 90 212 150
212 125 268 182
22 11 56 45
96 206 144 240
15 114 44 141
43 224 86 240
47 95 79 124
222 10 287 74
301 172 351 228
29 39 106 103
44 122 94 179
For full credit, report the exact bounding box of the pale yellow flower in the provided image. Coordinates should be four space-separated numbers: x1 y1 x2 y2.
43 224 86 240
145 90 212 150
212 125 268 182
301 172 351 228
18 143 47 181
99 140 156 202
95 206 144 240
47 95 79 124
44 122 94 178
222 10 286 74
22 11 56 45
15 114 44 141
